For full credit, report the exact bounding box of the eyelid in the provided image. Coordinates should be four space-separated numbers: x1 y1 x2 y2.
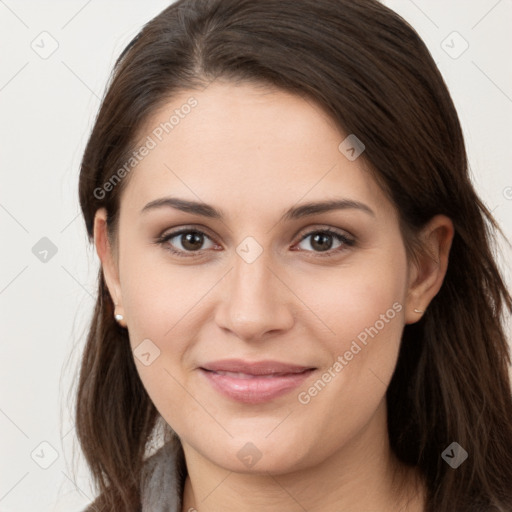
158 224 217 240
295 224 354 241
157 223 354 242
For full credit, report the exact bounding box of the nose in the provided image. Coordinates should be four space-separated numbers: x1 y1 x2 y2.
214 252 295 342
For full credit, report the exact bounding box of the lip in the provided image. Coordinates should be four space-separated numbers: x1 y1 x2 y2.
199 359 316 404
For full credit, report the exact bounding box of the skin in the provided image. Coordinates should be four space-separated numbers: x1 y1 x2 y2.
94 81 454 511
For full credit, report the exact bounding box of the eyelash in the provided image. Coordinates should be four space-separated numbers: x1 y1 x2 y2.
154 226 356 259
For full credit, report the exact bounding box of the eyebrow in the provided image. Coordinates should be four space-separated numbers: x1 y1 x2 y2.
140 196 375 221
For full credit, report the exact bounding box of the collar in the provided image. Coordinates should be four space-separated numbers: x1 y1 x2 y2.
140 439 184 512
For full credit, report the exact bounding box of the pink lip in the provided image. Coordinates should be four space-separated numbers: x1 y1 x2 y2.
199 359 316 404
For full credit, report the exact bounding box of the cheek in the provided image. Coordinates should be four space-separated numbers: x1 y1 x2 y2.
119 265 205 424
290 269 406 458
119 241 207 344
119 255 218 415
294 243 408 422
300 250 407 352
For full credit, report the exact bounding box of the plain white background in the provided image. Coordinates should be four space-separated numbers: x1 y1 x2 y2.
0 1 511 510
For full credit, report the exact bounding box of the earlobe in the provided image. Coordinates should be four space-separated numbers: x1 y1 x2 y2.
404 215 454 324
93 208 125 322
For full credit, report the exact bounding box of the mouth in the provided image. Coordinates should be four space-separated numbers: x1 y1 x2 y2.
199 359 316 404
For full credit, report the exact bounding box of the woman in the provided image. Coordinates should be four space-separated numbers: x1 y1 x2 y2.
76 0 512 510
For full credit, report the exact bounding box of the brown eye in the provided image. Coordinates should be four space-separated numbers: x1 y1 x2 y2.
179 231 206 251
157 229 216 256
156 226 355 259
296 229 355 256
309 232 335 251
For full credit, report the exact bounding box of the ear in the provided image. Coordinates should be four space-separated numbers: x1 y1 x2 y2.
404 214 454 324
93 208 125 323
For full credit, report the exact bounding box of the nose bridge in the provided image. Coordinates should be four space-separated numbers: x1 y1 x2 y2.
232 249 274 305
215 246 294 340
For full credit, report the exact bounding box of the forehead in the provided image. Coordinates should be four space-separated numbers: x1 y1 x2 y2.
120 81 391 219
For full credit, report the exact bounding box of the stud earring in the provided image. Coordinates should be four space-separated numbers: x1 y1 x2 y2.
414 308 424 314
114 302 126 325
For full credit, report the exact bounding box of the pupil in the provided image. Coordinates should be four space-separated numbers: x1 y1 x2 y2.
183 232 203 250
312 233 332 252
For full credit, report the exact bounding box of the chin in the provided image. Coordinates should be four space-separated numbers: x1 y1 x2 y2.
186 430 316 475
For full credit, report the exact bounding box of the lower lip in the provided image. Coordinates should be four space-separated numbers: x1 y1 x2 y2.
200 368 315 404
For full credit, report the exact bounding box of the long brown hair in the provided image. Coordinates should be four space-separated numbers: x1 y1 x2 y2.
76 0 512 510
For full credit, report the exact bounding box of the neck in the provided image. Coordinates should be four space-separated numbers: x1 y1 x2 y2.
180 401 425 512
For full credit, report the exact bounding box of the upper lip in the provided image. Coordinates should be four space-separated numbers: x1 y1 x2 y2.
200 359 315 376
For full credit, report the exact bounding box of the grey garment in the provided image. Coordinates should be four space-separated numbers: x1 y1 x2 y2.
140 440 184 512
83 440 184 512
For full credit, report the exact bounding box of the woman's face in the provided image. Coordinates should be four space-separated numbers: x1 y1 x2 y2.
98 81 420 473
